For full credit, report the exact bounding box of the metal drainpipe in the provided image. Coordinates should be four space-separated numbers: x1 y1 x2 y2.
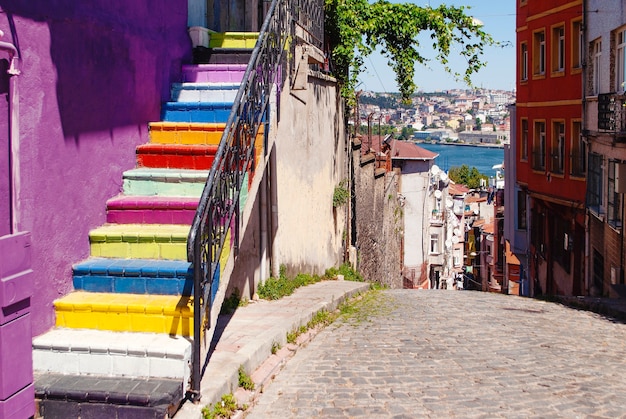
260 167 268 285
0 38 20 235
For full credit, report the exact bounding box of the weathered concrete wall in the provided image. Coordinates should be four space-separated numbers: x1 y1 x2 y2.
0 1 190 336
226 69 348 298
352 147 402 288
401 165 431 271
270 76 348 278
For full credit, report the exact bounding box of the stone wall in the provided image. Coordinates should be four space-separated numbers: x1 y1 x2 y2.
352 143 403 288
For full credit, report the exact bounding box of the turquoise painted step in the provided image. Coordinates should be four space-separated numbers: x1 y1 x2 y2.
122 168 208 197
73 258 193 296
171 83 240 103
161 102 232 123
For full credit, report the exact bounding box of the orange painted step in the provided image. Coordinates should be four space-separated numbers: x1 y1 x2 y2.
149 122 265 146
149 122 226 145
136 144 219 170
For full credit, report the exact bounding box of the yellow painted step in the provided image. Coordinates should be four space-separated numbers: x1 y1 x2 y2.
209 32 259 49
89 224 189 260
149 122 226 145
54 292 194 336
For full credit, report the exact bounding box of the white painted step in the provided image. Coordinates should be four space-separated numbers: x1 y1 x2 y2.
33 329 192 383
171 82 240 102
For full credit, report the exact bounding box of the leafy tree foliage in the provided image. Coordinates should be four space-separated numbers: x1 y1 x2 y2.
401 126 415 140
448 164 488 189
359 94 400 109
358 124 394 136
324 0 495 104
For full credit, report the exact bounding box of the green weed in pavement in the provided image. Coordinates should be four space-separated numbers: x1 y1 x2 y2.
338 287 393 326
258 263 364 301
202 393 238 419
238 365 255 391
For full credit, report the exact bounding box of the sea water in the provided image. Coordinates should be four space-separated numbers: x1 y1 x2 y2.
418 143 505 178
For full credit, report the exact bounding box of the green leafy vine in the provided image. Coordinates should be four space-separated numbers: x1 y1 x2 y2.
324 0 496 105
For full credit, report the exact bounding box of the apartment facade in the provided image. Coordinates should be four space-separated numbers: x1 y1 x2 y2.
515 0 585 296
584 0 626 297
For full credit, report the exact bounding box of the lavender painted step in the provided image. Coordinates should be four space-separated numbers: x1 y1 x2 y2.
161 102 232 123
171 82 240 103
182 64 247 83
73 258 192 296
106 196 199 224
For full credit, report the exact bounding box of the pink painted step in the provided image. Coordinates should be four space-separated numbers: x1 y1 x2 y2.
106 196 199 225
182 64 247 83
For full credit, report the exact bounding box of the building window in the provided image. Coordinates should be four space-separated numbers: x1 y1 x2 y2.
616 28 626 91
517 190 527 230
521 118 528 161
592 248 604 295
608 160 622 229
453 248 462 267
533 30 546 76
587 152 603 215
552 24 565 73
551 121 565 174
572 19 583 70
570 120 585 177
592 38 602 95
430 234 439 254
520 42 528 81
532 121 546 171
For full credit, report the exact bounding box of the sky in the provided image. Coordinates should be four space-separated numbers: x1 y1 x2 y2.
357 0 516 93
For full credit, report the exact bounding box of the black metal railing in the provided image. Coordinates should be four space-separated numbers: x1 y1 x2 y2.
292 0 324 50
186 0 324 401
598 93 626 133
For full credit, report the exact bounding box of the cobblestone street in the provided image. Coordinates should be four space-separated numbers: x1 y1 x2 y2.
246 290 626 418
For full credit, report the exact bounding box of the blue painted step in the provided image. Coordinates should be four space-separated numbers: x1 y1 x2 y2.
73 258 193 296
161 102 233 123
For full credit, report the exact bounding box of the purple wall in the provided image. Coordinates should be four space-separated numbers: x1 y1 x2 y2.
0 67 8 237
0 1 191 336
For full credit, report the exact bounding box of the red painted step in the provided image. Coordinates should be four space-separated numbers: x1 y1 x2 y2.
106 196 199 224
136 144 219 170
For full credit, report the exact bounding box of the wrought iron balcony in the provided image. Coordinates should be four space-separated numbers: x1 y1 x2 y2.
598 93 626 135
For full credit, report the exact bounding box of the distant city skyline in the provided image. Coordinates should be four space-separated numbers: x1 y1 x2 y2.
357 0 516 93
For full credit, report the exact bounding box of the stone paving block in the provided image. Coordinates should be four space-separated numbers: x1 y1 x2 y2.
243 291 626 418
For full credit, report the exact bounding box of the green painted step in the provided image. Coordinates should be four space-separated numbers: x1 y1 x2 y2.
122 168 208 197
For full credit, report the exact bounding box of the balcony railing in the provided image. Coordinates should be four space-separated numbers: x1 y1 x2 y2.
598 93 626 134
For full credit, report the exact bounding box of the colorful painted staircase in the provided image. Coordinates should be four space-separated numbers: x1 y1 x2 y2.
33 31 260 418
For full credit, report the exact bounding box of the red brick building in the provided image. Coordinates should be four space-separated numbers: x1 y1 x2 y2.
515 0 585 296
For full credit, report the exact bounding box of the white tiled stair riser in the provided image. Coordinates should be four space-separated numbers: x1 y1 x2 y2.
33 329 191 382
171 83 239 103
